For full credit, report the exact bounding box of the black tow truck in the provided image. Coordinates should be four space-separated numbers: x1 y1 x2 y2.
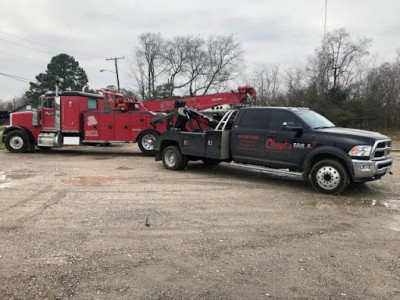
153 102 393 194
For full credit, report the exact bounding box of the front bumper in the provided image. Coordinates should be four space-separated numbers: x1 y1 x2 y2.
352 157 392 182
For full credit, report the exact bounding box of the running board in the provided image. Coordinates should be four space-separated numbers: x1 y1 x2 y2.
229 162 304 180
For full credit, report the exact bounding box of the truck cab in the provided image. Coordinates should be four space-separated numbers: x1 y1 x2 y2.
155 106 393 194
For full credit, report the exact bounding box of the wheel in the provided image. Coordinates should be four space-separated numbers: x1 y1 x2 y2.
202 158 221 166
138 131 159 155
4 130 30 153
309 159 349 195
162 146 187 170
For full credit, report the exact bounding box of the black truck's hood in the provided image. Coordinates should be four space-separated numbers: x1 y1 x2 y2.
314 127 389 144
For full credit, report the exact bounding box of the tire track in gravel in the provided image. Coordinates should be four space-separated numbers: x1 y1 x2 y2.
0 188 68 232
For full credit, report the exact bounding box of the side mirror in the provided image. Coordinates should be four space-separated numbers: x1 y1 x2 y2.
282 122 303 132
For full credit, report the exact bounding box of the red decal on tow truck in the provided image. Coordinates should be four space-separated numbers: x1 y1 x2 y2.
85 130 99 137
238 134 259 140
238 135 259 151
86 115 98 126
266 138 293 150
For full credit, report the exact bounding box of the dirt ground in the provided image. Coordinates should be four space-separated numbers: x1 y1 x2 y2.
0 144 399 300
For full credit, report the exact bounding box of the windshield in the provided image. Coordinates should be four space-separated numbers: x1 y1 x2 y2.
294 110 335 129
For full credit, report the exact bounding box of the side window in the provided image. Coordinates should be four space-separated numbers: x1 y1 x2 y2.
43 98 54 108
269 111 299 130
88 98 98 110
239 110 266 129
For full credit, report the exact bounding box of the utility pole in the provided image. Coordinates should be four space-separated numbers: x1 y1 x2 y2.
106 56 125 91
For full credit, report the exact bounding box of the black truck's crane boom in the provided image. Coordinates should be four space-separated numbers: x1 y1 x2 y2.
150 100 221 132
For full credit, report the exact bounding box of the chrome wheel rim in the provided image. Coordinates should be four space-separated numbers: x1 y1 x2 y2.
141 134 156 151
164 150 177 168
10 136 24 150
316 166 341 190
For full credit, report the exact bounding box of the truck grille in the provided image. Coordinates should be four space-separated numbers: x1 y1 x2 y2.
372 139 391 160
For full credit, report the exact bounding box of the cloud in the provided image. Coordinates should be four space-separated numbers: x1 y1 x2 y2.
0 0 399 100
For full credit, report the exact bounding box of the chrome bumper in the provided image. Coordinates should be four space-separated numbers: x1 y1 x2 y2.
352 157 392 181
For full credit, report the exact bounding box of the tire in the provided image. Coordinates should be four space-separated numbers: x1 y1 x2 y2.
202 158 221 166
4 130 30 153
309 159 349 195
162 146 187 170
138 131 159 155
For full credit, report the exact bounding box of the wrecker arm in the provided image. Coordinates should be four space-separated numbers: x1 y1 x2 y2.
98 89 149 111
150 100 220 132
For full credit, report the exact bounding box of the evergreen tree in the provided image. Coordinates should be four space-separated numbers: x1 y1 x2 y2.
26 54 88 106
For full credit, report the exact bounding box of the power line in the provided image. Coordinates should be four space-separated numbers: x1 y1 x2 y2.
0 72 34 83
0 37 56 55
0 30 105 60
0 29 60 52
0 50 48 63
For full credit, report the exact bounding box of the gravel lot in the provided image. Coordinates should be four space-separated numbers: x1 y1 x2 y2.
0 144 399 300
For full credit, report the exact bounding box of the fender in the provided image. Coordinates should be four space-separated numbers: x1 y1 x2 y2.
1 126 35 145
154 132 184 161
302 145 355 178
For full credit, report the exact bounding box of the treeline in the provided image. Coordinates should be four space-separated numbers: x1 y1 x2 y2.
130 29 400 129
0 94 29 112
244 28 400 129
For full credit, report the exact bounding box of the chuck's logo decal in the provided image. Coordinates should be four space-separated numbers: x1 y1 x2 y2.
265 138 316 152
266 138 292 150
86 115 98 126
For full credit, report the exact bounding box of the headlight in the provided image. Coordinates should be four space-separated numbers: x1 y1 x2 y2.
349 145 372 157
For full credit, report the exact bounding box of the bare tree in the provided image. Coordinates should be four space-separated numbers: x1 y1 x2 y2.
0 100 6 111
360 53 400 127
179 36 207 95
161 36 190 97
249 63 281 105
201 34 243 95
308 28 371 94
130 33 243 99
285 66 306 92
133 33 166 99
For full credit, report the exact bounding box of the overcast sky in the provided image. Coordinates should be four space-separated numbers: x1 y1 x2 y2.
0 0 399 101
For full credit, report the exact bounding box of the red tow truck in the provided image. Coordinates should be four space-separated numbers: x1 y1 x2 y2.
1 87 256 155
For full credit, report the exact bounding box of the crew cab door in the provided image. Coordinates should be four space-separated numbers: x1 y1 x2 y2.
265 110 312 169
231 109 268 164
